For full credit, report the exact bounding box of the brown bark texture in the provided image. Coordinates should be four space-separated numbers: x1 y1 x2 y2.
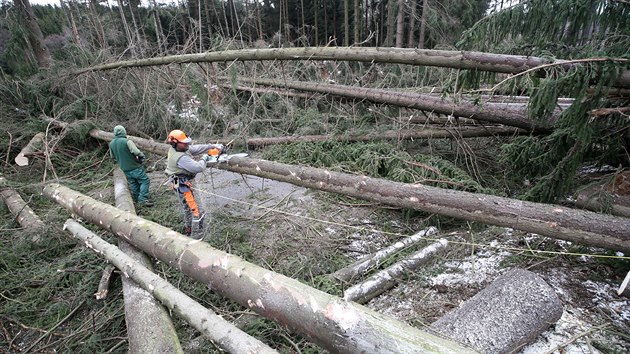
73 47 630 88
89 132 630 253
45 183 477 354
113 168 184 354
343 239 449 304
15 132 45 166
430 268 563 354
0 177 44 237
332 226 438 282
63 219 278 354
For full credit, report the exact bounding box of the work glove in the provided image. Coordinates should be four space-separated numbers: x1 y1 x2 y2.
135 155 146 164
202 154 212 162
214 144 225 153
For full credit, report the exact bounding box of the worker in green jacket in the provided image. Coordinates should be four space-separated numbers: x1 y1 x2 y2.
109 125 152 206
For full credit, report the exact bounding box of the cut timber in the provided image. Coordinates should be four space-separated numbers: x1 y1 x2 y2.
574 188 630 218
87 132 630 253
0 177 43 243
332 227 438 282
112 168 183 354
430 268 563 354
63 219 278 354
235 77 555 131
244 127 526 147
72 47 630 89
44 183 478 354
94 265 115 300
343 239 449 304
15 132 45 166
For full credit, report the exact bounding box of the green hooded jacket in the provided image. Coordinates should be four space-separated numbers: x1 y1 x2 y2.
109 125 144 172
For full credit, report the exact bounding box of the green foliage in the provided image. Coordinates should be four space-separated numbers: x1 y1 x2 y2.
262 140 493 194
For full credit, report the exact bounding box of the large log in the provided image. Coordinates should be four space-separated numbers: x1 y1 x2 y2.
233 77 559 131
72 47 630 88
89 132 630 253
63 219 278 354
43 183 477 354
0 177 44 243
332 227 439 282
112 168 184 354
430 268 563 354
343 239 449 304
244 127 527 147
14 132 45 166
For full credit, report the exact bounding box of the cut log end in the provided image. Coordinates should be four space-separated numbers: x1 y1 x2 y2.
15 153 29 167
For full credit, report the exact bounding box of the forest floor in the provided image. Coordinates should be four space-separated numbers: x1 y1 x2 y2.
141 153 630 354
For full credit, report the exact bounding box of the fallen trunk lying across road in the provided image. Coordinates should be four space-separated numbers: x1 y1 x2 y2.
44 183 477 354
89 132 630 253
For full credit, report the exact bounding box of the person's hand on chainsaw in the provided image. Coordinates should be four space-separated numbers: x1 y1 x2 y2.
213 144 225 153
201 154 213 162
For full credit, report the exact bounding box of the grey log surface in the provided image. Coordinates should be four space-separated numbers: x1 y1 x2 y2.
63 219 278 354
88 132 630 253
430 268 563 354
73 47 630 88
44 183 477 354
14 132 45 166
343 239 449 304
112 168 184 354
0 177 44 243
332 226 439 282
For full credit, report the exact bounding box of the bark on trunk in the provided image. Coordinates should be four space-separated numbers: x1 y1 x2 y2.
574 187 630 218
113 168 184 354
244 127 528 147
72 47 630 89
15 0 51 68
88 132 630 253
95 265 115 300
430 268 563 354
44 183 477 354
0 177 44 241
331 227 438 282
15 132 45 166
234 77 555 131
343 239 449 304
63 219 278 354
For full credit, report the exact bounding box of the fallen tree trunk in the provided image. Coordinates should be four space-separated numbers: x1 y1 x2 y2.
233 77 556 131
88 133 630 253
244 126 527 147
430 268 563 354
63 219 278 354
0 177 44 242
574 188 630 219
332 227 438 282
112 168 184 354
343 239 449 304
73 47 630 88
44 183 477 354
14 132 45 166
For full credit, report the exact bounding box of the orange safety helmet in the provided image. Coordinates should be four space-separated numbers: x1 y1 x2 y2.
167 129 192 144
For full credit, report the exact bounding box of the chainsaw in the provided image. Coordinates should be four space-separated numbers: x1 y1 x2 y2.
206 143 248 164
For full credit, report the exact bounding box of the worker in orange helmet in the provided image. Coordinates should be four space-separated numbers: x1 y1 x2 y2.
164 129 224 239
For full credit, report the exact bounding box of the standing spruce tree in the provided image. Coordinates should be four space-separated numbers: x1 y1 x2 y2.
458 0 630 203
13 0 51 68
